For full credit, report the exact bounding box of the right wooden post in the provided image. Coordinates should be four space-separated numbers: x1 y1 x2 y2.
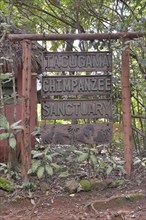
121 39 132 177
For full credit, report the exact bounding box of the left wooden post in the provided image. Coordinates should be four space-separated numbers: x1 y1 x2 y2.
21 40 32 182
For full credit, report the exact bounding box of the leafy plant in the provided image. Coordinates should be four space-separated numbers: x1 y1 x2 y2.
0 162 21 180
0 114 23 149
28 147 62 179
133 157 146 168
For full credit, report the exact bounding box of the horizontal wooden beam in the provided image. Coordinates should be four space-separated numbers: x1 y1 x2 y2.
8 32 146 41
132 115 146 119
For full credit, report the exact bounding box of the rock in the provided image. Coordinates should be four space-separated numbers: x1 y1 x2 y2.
90 178 106 190
40 182 50 192
65 179 79 193
0 177 14 192
79 179 92 191
107 179 126 188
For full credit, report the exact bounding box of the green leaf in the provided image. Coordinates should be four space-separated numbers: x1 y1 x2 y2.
9 137 16 149
44 147 49 155
133 158 141 165
51 163 61 170
59 171 70 177
45 154 52 162
0 133 9 140
37 166 45 179
0 163 7 167
141 158 146 167
77 153 88 162
106 166 113 175
116 165 126 174
68 146 77 152
10 120 23 130
138 58 146 67
32 152 43 158
0 114 9 129
136 0 141 7
90 155 97 165
45 164 53 176
31 160 41 173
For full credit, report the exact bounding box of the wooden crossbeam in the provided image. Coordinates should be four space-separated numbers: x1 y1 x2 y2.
8 32 146 41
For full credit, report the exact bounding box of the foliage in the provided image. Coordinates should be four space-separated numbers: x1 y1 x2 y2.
0 0 146 180
28 141 126 180
0 162 21 180
3 0 144 152
133 156 146 168
0 114 23 149
28 146 63 179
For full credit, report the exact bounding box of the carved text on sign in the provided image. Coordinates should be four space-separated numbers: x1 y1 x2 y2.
42 75 112 96
44 52 112 71
41 99 112 120
41 123 112 145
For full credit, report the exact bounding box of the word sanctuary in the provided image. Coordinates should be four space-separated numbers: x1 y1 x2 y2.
41 100 112 120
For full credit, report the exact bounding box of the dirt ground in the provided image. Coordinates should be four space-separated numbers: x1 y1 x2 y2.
0 177 146 220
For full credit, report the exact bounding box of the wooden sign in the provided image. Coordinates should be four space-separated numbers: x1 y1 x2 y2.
42 75 112 97
41 99 112 120
44 51 112 72
41 123 112 145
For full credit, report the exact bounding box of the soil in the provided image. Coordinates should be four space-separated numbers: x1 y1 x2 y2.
0 178 146 220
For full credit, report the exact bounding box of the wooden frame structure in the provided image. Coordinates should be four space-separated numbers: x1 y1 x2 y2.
8 31 146 181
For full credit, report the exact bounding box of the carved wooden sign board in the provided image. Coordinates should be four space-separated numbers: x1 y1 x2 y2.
44 51 112 72
41 51 112 145
42 75 112 97
41 123 112 145
41 99 112 120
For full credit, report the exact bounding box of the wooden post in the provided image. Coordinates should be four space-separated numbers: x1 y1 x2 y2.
21 40 32 182
121 39 132 177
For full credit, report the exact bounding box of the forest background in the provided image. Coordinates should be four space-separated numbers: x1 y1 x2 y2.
0 0 146 181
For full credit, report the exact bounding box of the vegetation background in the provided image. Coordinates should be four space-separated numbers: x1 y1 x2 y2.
0 0 146 181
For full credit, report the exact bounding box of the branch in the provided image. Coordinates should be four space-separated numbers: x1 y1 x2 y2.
14 1 78 30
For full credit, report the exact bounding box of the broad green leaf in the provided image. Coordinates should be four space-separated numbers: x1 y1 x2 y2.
31 150 39 155
90 155 97 165
44 147 49 155
77 153 88 162
141 158 146 167
133 158 141 165
0 163 7 167
31 160 41 173
32 152 43 158
99 161 106 168
106 166 113 175
66 156 74 162
74 150 83 155
68 146 77 152
116 165 126 174
0 114 9 129
0 133 9 140
45 154 52 162
136 0 142 7
138 58 146 67
45 164 53 176
37 166 45 179
10 120 22 129
59 171 70 177
9 137 16 149
51 163 61 170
